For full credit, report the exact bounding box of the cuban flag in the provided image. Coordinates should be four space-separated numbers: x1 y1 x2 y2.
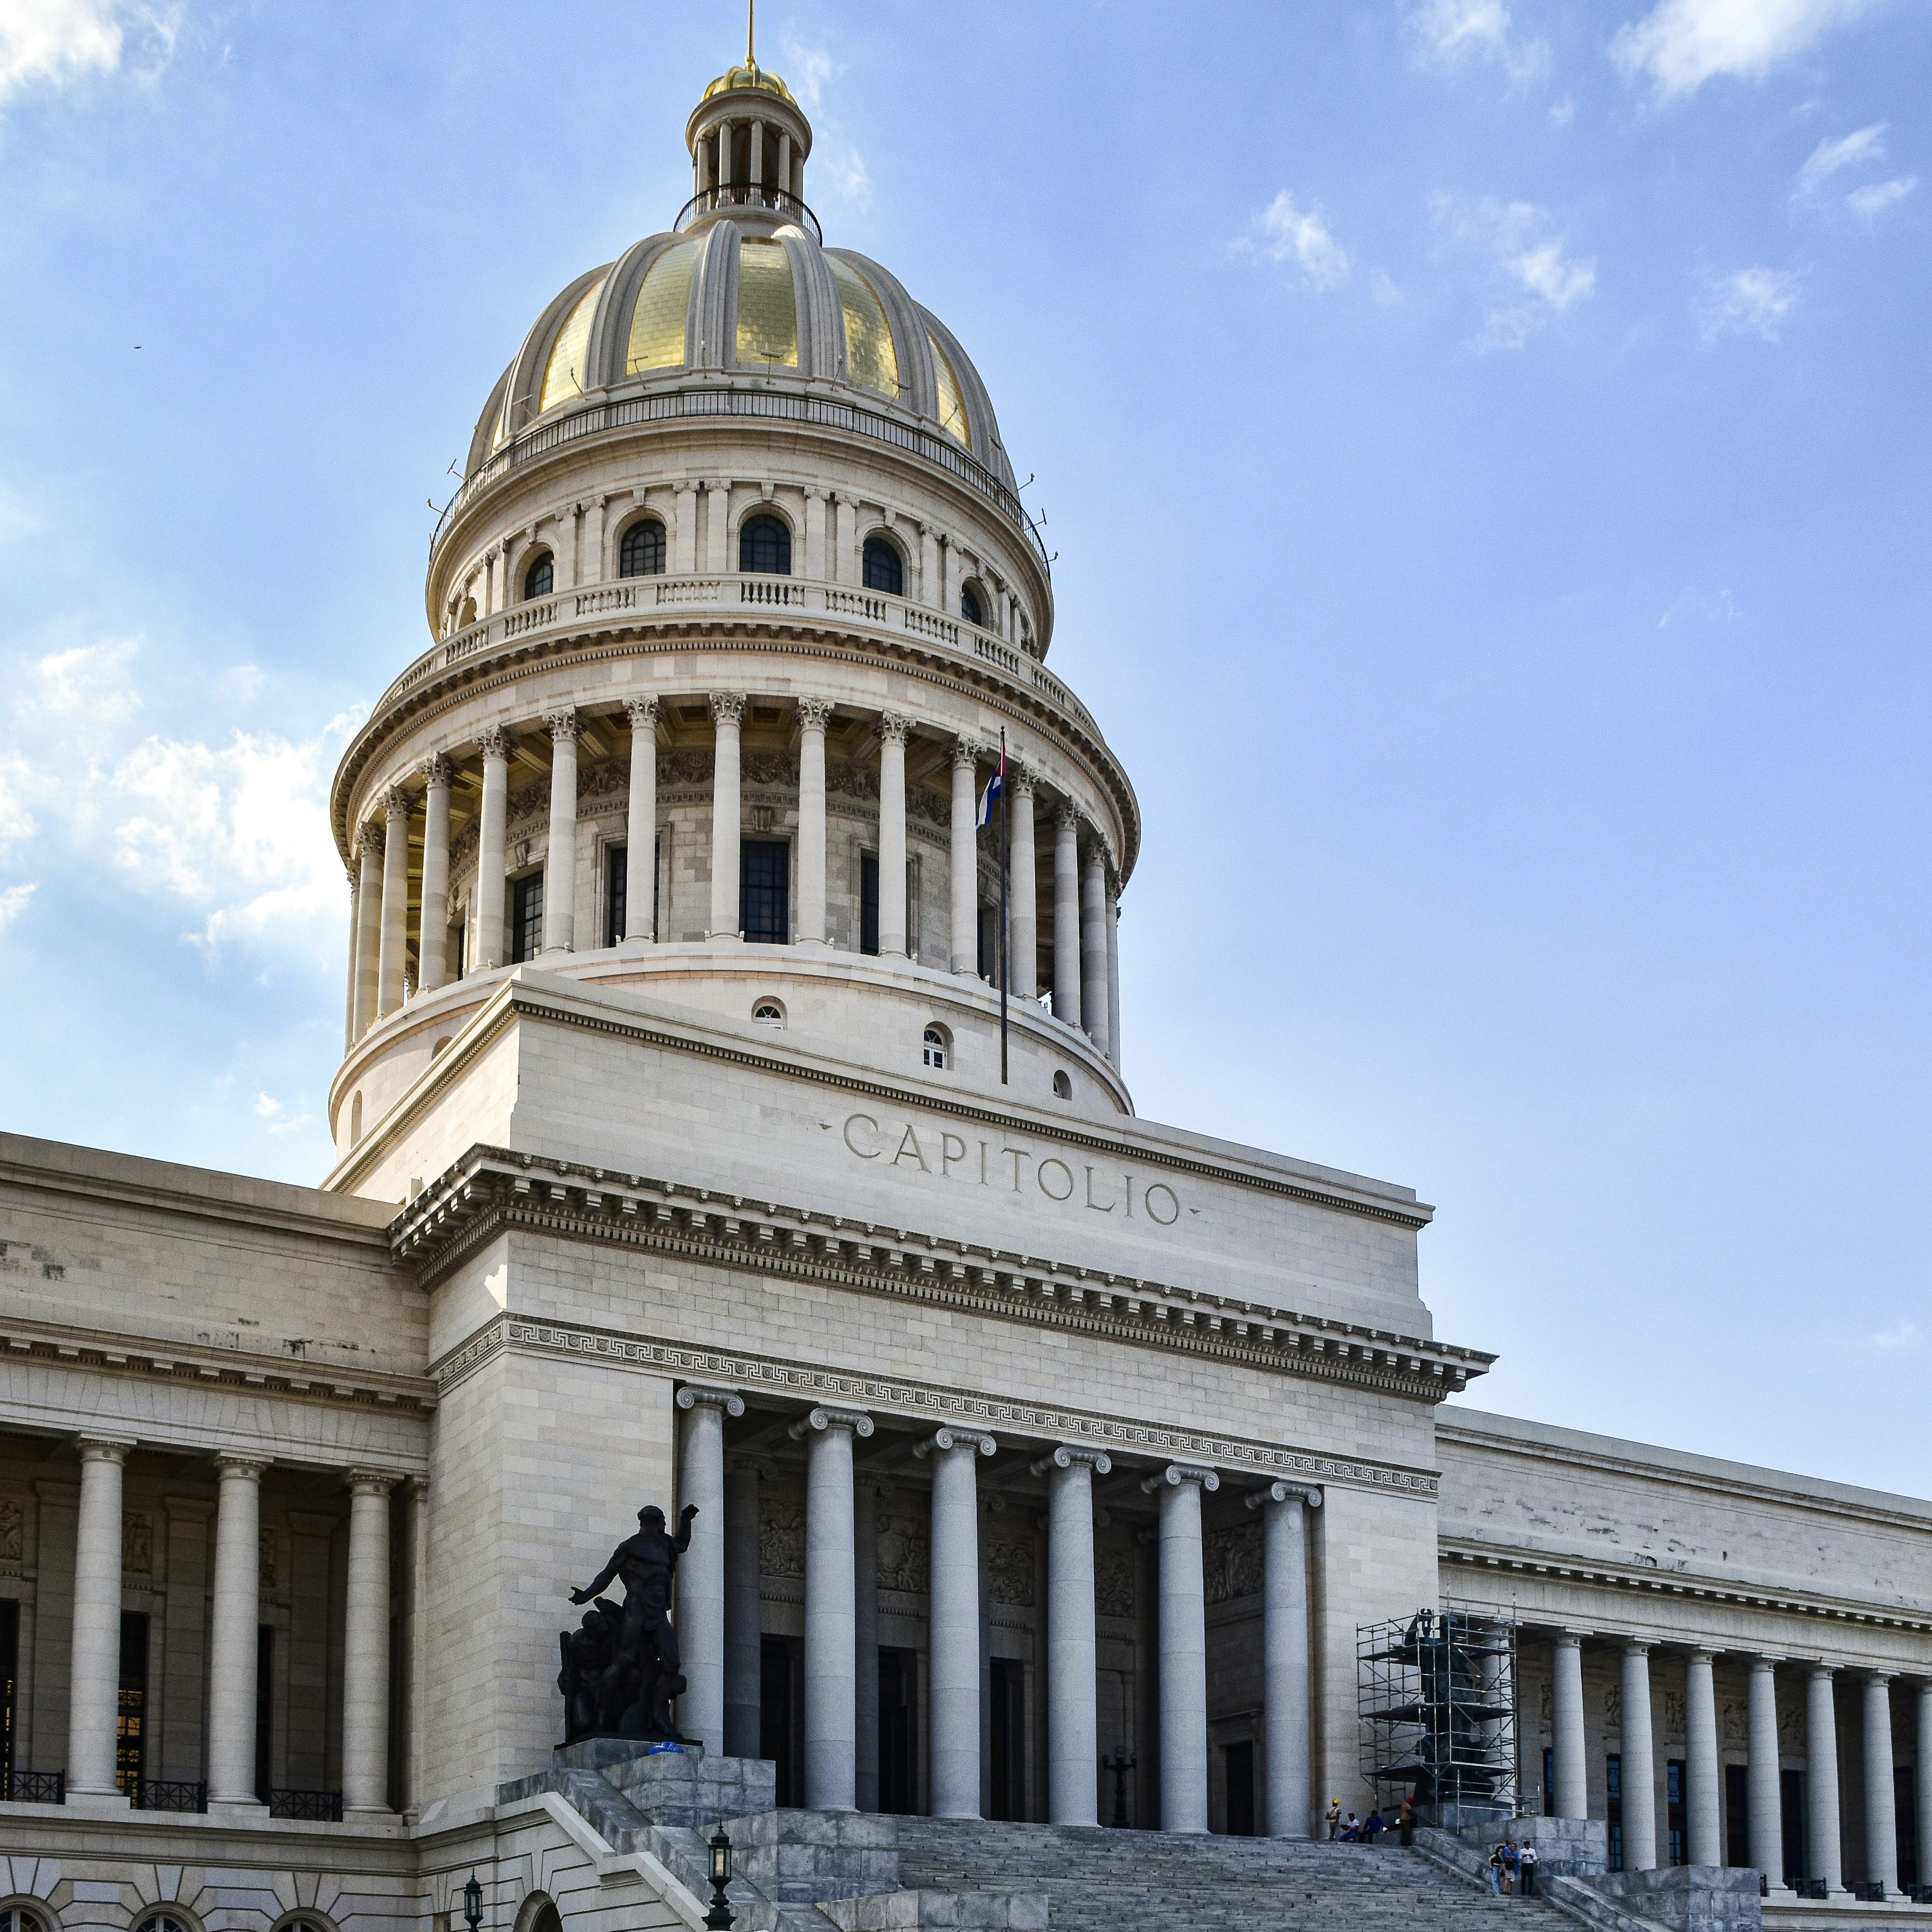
977 745 1006 828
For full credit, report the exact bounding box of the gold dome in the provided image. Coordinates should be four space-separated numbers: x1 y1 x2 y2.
701 60 794 104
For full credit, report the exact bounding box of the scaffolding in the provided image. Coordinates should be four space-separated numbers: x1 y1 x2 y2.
1359 1601 1518 1816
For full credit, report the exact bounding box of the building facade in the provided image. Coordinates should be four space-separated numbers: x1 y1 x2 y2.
1 46 1929 1932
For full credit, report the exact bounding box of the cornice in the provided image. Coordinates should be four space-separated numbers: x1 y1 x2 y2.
433 1309 1441 1498
392 1141 1484 1405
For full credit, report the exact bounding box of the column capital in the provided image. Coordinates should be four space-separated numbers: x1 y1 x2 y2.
345 1469 402 1497
405 1473 430 1500
788 1405 874 1440
1141 1462 1219 1495
420 754 452 788
1056 800 1081 833
76 1435 135 1463
1554 1631 1590 1650
1010 760 1037 797
381 785 411 820
359 817 386 857
1245 1480 1322 1511
1622 1637 1655 1657
1749 1652 1786 1668
1861 1668 1896 1685
623 696 659 732
544 708 580 743
710 691 747 728
797 696 835 731
1808 1660 1840 1679
214 1453 270 1478
950 735 984 770
1029 1444 1111 1477
877 710 912 747
675 1382 746 1417
802 484 824 501
914 1426 996 1459
478 725 511 760
1687 1648 1719 1666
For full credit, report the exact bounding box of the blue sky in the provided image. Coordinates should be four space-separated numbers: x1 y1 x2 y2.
1 0 1927 1491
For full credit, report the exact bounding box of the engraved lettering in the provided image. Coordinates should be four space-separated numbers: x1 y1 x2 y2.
979 1140 989 1185
1004 1147 1032 1191
1037 1158 1074 1202
892 1125 931 1172
941 1132 967 1176
1124 1174 1134 1217
1144 1182 1180 1225
843 1113 881 1159
1083 1165 1116 1213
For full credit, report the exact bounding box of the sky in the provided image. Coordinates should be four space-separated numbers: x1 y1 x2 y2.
0 0 1927 1493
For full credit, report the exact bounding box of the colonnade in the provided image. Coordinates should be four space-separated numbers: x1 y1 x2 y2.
61 1433 408 1816
1544 1632 1932 1897
344 695 1124 1069
692 107 805 208
675 1389 1319 1834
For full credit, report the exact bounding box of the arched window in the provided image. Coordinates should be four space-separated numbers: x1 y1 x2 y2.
922 1025 949 1070
3 1908 52 1932
523 552 554 599
862 536 904 595
135 1916 194 1932
752 999 785 1027
1052 1070 1072 1099
960 582 985 627
739 513 791 575
620 518 666 577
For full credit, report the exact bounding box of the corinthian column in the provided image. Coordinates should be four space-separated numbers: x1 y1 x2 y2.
950 738 982 975
790 1405 874 1809
709 693 745 940
918 1426 996 1817
543 710 579 952
208 1454 270 1808
796 698 832 945
342 867 360 1050
376 787 411 1016
1032 1443 1109 1825
1143 1462 1218 1833
1080 840 1109 1058
1249 1481 1319 1838
343 1470 397 1818
418 758 452 992
67 1435 134 1802
1106 886 1122 1071
353 832 382 1037
675 1384 744 1759
623 697 658 941
1009 767 1038 999
877 714 909 957
1052 805 1081 1026
476 727 509 968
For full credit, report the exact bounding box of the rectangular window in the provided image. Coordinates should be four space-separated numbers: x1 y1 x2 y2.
1544 1747 1556 1817
878 1648 917 1816
510 870 543 964
990 1658 1024 1822
1781 1768 1805 1884
605 844 627 948
117 1610 149 1798
255 1623 275 1801
451 914 465 980
1667 1759 1686 1865
977 902 997 981
1725 1762 1750 1865
1223 1739 1256 1837
761 1635 794 1808
1606 1752 1623 1872
859 852 879 955
741 839 789 944
1898 1765 1919 1891
0 1597 17 1789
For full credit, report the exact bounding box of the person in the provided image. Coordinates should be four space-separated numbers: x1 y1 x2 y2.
1487 1844 1505 1895
1520 1840 1539 1897
1363 1809 1385 1843
1398 1794 1415 1847
1502 1841 1520 1894
1340 1812 1361 1842
1326 1799 1341 1840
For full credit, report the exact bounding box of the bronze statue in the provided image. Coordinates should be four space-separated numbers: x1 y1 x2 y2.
559 1502 698 1743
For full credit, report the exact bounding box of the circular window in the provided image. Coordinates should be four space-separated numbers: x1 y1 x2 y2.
752 1000 785 1027
922 1025 949 1071
1052 1070 1072 1099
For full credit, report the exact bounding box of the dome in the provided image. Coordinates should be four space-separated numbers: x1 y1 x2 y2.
701 58 794 104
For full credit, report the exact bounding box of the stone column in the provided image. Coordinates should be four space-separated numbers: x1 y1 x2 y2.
723 1464 762 1759
1052 806 1081 1026
950 738 982 976
1080 843 1109 1057
748 117 765 185
854 1477 881 1810
376 788 411 1017
343 1470 397 1818
707 479 732 574
624 697 658 940
1686 1649 1720 1866
353 833 383 1037
675 1386 743 1759
1862 1673 1899 1897
543 710 579 952
1143 1463 1218 1833
1917 1681 1932 1902
1106 887 1122 1071
418 758 452 992
709 693 745 940
919 1426 996 1817
1009 768 1038 1000
342 867 360 1049
790 1406 873 1810
1621 1641 1658 1871
920 524 940 608
804 488 826 579
208 1454 270 1808
877 714 909 957
1031 1445 1108 1827
1553 1634 1589 1819
777 130 791 200
402 1475 429 1818
476 727 509 968
836 496 857 585
1249 1481 1318 1838
797 699 831 945
1806 1665 1843 1893
675 482 698 572
943 535 961 616
1747 1656 1785 1889
67 1435 133 1801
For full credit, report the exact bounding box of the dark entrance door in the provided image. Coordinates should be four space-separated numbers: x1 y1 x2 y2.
879 1649 917 1814
1224 1740 1256 1836
760 1636 793 1805
990 1659 1023 1820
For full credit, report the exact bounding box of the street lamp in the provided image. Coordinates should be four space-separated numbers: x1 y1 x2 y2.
461 1875 483 1932
1102 1750 1136 1829
704 1825 736 1931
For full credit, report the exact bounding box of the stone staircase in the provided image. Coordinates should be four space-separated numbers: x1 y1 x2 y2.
894 1818 1584 1931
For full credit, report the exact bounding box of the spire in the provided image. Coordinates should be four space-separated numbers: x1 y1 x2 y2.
747 0 756 67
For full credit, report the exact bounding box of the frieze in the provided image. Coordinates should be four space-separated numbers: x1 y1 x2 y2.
759 1481 806 1579
987 1532 1035 1607
1204 1520 1264 1605
877 1511 929 1594
0 1494 22 1562
1095 1538 1136 1617
123 1512 153 1575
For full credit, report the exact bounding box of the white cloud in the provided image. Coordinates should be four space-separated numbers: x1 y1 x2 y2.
1699 265 1802 341
0 0 178 108
1846 176 1916 221
1794 122 1888 199
1431 195 1595 350
815 140 872 210
0 881 35 928
1408 0 1550 84
778 37 839 111
775 36 867 209
1549 97 1577 128
0 752 36 852
1870 1319 1923 1353
1612 0 1877 101
1240 190 1352 291
30 637 142 722
1658 584 1739 628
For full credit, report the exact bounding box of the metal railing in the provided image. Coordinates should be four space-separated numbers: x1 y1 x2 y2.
3 1769 65 1803
136 1777 206 1812
673 182 822 242
268 1786 344 1821
431 382 1050 578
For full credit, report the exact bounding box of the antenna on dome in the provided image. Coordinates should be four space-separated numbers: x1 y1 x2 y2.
746 0 755 65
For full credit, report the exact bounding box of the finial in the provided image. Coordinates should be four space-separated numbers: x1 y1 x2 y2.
746 0 755 66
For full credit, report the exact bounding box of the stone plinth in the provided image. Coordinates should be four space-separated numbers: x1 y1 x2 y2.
823 1893 1050 1932
1450 1813 1608 1876
726 1806 900 1904
1590 1866 1763 1932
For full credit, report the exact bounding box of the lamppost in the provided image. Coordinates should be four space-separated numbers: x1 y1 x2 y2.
462 1875 483 1932
1102 1750 1136 1829
704 1824 736 1930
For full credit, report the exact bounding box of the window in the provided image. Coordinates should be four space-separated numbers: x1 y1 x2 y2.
1780 1768 1805 1884
1899 1766 1919 1890
863 536 903 595
511 871 544 964
1223 1739 1256 1837
605 844 627 948
1606 1752 1623 1871
1 1598 17 1793
740 839 790 944
135 1918 193 1932
523 552 554 599
1667 1758 1686 1865
923 1025 948 1070
3 1911 49 1932
255 1623 273 1802
1052 1070 1072 1100
117 1610 148 1797
740 513 791 575
1725 1762 1749 1866
859 853 880 955
960 582 984 627
1544 1747 1556 1817
620 518 666 577
752 1000 785 1027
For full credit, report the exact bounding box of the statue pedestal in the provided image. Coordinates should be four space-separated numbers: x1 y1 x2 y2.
551 1739 778 1828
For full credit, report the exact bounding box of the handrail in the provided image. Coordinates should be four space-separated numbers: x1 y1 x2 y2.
673 182 822 242
431 382 1050 579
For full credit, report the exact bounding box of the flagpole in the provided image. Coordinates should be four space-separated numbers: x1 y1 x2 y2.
998 728 1009 1085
